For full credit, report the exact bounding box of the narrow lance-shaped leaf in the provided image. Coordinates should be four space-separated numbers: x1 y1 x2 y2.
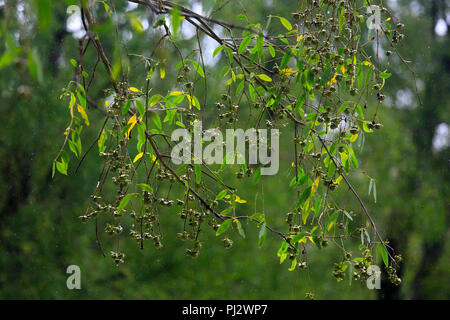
238 35 252 54
234 220 246 238
258 223 267 248
194 164 202 184
117 193 137 215
192 60 205 78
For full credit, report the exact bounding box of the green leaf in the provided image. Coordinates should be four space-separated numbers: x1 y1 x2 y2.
277 241 289 256
343 210 353 221
192 60 205 78
325 210 340 232
235 220 246 238
268 44 276 58
68 140 79 158
236 80 245 96
0 50 16 69
129 14 144 33
338 103 348 115
76 86 86 110
250 212 264 222
348 147 358 169
253 167 261 184
288 258 297 271
150 112 162 130
176 121 185 128
379 245 389 267
216 219 232 236
148 94 162 106
215 189 228 200
55 161 67 175
136 100 145 117
60 150 70 168
121 100 132 116
373 180 377 203
224 46 234 64
117 193 135 215
379 72 391 79
256 35 263 59
258 223 267 248
213 45 224 58
238 35 252 54
137 184 153 193
355 103 364 120
292 232 306 244
327 161 336 179
279 17 292 31
295 94 306 116
296 186 312 209
194 164 202 184
170 5 181 38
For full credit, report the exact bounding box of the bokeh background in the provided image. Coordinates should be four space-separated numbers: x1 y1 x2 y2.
0 0 448 299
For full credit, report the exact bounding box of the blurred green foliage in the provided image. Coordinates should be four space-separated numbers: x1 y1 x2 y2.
0 0 448 299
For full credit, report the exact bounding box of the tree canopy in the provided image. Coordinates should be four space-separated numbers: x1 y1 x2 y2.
0 0 448 299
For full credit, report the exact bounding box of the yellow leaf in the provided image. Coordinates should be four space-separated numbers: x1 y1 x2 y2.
149 153 158 165
235 196 247 204
169 91 184 96
98 129 107 149
77 104 90 126
68 93 75 118
340 65 346 74
327 220 335 231
385 17 391 22
362 61 372 67
349 133 359 142
257 74 272 82
186 94 196 108
128 87 140 92
312 177 320 193
133 152 144 163
159 66 165 79
126 114 137 139
327 73 337 85
297 34 303 42
302 200 310 224
280 68 298 77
